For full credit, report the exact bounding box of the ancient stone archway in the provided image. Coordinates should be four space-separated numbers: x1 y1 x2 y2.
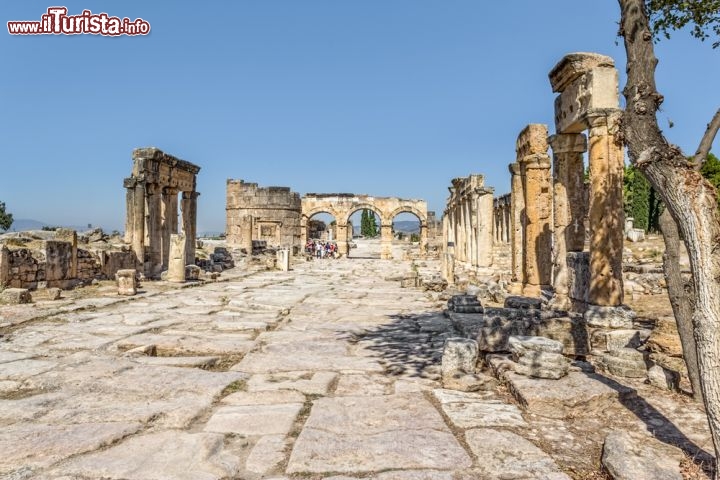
301 194 428 259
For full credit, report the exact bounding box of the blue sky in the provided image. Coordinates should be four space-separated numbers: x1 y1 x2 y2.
2 1 718 233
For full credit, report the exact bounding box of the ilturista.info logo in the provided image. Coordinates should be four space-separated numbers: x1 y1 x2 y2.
8 7 150 36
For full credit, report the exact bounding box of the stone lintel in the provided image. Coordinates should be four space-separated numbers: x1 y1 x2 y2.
554 67 620 134
474 186 495 197
549 133 587 154
519 154 551 170
516 124 549 160
132 147 201 175
549 52 615 93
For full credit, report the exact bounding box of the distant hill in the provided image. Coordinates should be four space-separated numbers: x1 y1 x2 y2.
2 218 99 233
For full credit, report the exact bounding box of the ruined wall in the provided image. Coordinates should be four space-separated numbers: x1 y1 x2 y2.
0 232 137 290
226 180 302 252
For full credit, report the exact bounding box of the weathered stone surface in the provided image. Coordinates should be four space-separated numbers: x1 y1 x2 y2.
441 337 478 377
167 233 187 282
0 422 142 476
599 348 648 378
287 394 472 473
221 389 306 405
504 295 543 310
509 335 564 355
433 389 526 429
245 435 288 474
185 264 202 280
602 430 684 480
204 403 303 435
245 371 338 395
585 305 636 329
646 364 680 391
465 428 570 480
116 269 137 296
592 329 650 352
505 371 636 419
530 316 589 356
52 431 240 480
0 288 32 304
335 374 392 396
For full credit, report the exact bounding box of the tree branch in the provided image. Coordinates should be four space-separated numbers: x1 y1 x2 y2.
693 107 720 166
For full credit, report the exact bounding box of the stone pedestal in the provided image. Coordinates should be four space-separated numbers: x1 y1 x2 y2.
276 249 291 271
167 233 187 282
240 215 254 255
116 269 137 296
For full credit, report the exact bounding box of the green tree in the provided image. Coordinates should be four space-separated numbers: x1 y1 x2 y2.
360 209 378 237
700 152 720 210
623 165 664 232
0 202 13 232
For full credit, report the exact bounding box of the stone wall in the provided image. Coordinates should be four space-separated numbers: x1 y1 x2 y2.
226 180 302 253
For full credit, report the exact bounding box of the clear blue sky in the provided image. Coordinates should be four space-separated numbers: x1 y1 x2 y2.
2 1 718 233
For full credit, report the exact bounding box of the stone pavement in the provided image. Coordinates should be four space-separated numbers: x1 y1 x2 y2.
0 252 713 479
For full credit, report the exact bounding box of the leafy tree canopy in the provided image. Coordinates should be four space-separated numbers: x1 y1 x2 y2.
648 0 720 47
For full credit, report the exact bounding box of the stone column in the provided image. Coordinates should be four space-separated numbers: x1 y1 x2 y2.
380 223 393 260
476 187 495 267
419 224 428 255
549 133 587 308
469 196 478 266
146 183 163 277
337 223 349 256
161 188 179 271
124 184 135 244
509 162 525 290
587 112 624 306
0 246 9 288
130 180 146 271
167 233 186 282
240 214 254 255
504 202 511 243
181 191 199 266
521 153 553 297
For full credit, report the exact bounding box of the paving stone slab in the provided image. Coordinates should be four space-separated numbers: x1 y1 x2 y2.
505 371 636 419
432 389 526 429
602 430 684 480
222 389 306 405
245 371 338 395
204 403 303 436
245 435 288 474
334 373 393 396
465 428 570 480
287 394 471 473
51 431 240 480
0 422 142 475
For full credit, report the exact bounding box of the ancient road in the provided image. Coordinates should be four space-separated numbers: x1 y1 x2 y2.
0 253 710 479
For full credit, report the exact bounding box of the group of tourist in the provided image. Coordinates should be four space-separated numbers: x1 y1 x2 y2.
305 240 339 259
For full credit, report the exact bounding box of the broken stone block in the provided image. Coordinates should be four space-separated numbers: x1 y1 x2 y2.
602 430 684 480
442 338 478 376
584 305 636 329
599 348 648 378
591 329 650 352
508 336 570 380
530 315 589 356
46 287 62 300
447 295 484 313
508 336 564 355
167 233 187 282
504 295 542 310
646 364 680 391
116 269 137 296
185 265 201 281
0 288 32 304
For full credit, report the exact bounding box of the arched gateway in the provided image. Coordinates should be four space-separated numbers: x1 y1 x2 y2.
301 194 428 259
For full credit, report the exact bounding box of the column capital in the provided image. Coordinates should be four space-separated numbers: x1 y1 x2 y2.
182 191 201 200
508 162 522 176
586 108 622 134
549 133 587 154
474 186 495 196
520 153 551 170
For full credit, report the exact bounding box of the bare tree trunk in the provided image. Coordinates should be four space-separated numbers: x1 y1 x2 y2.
619 1 720 476
658 208 703 402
